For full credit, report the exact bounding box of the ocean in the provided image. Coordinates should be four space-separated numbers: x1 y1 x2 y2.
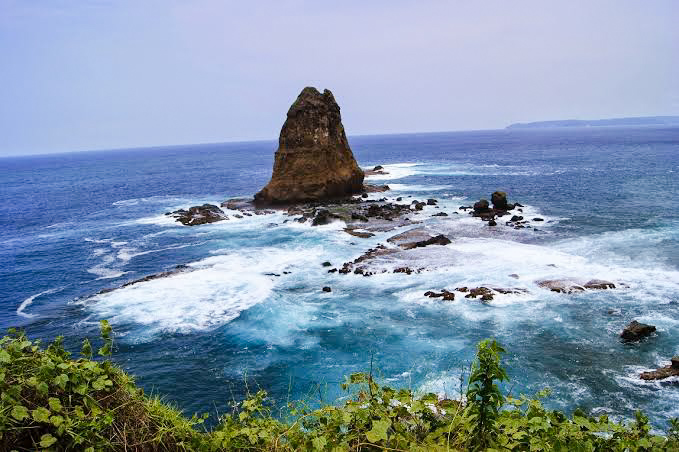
1 126 678 428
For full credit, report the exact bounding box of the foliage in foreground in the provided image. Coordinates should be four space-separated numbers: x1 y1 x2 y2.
1 327 678 451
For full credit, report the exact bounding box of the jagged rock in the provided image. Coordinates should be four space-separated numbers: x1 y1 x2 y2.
400 234 451 250
169 204 228 226
97 265 192 295
488 219 497 226
491 191 509 210
311 208 333 226
363 184 390 193
510 215 524 222
424 290 455 301
373 165 383 171
322 261 332 267
536 279 586 294
621 320 656 342
584 279 616 290
254 87 364 204
473 199 490 213
640 357 679 381
322 286 332 292
432 212 448 217
427 198 438 205
344 228 375 238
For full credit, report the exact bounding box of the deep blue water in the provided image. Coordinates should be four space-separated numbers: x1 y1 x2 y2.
1 126 679 428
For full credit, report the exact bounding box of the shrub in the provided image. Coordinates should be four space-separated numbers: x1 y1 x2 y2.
2 327 678 451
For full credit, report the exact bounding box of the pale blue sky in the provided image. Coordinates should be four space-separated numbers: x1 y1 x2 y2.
1 0 677 156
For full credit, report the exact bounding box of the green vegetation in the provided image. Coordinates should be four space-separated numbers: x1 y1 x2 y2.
2 325 678 451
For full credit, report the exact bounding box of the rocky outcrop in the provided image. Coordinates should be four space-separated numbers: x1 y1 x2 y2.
536 279 585 294
640 357 679 381
536 279 617 294
491 191 509 210
254 87 364 204
620 320 656 342
168 204 228 226
424 290 455 301
97 265 192 295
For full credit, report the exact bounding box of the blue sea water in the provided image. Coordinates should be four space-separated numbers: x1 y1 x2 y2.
1 126 679 428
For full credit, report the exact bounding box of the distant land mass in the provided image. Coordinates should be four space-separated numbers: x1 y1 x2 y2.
506 115 679 129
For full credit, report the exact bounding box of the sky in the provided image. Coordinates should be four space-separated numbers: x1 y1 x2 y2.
0 1 678 156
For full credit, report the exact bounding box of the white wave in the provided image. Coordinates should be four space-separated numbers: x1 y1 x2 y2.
112 196 196 207
388 184 454 192
17 287 63 318
364 163 419 180
83 246 326 340
364 161 556 181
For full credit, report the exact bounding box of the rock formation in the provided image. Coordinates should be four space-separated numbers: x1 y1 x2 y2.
620 320 656 342
640 357 679 381
168 204 228 226
254 87 364 204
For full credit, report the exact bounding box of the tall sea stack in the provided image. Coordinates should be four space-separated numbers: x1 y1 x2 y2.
254 87 364 204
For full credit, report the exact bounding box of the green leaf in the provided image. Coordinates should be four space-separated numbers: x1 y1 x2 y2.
48 397 62 412
39 433 57 448
366 418 390 443
312 435 328 450
50 415 64 427
53 373 69 389
32 406 51 423
11 405 29 421
0 349 10 362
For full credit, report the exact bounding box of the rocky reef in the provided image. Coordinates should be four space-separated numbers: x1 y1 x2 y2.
167 204 228 226
254 87 364 204
640 357 679 381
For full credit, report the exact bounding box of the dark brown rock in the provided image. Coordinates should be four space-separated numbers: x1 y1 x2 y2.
473 199 490 213
584 279 616 290
424 290 455 301
640 357 679 381
536 279 586 294
254 87 364 204
169 204 228 226
491 191 509 210
620 320 656 342
400 234 451 250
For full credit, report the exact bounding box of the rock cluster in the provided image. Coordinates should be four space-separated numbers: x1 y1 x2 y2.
254 87 364 204
640 357 679 381
168 204 228 226
536 279 616 294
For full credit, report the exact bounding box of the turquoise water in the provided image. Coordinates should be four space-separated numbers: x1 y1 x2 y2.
1 126 678 427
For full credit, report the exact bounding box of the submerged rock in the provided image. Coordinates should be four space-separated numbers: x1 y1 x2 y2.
169 204 228 226
621 320 656 342
254 87 364 204
640 357 679 381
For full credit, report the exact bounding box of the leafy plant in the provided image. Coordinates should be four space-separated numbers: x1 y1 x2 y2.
465 338 508 449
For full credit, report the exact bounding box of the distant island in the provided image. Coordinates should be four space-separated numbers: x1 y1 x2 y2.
506 115 679 129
